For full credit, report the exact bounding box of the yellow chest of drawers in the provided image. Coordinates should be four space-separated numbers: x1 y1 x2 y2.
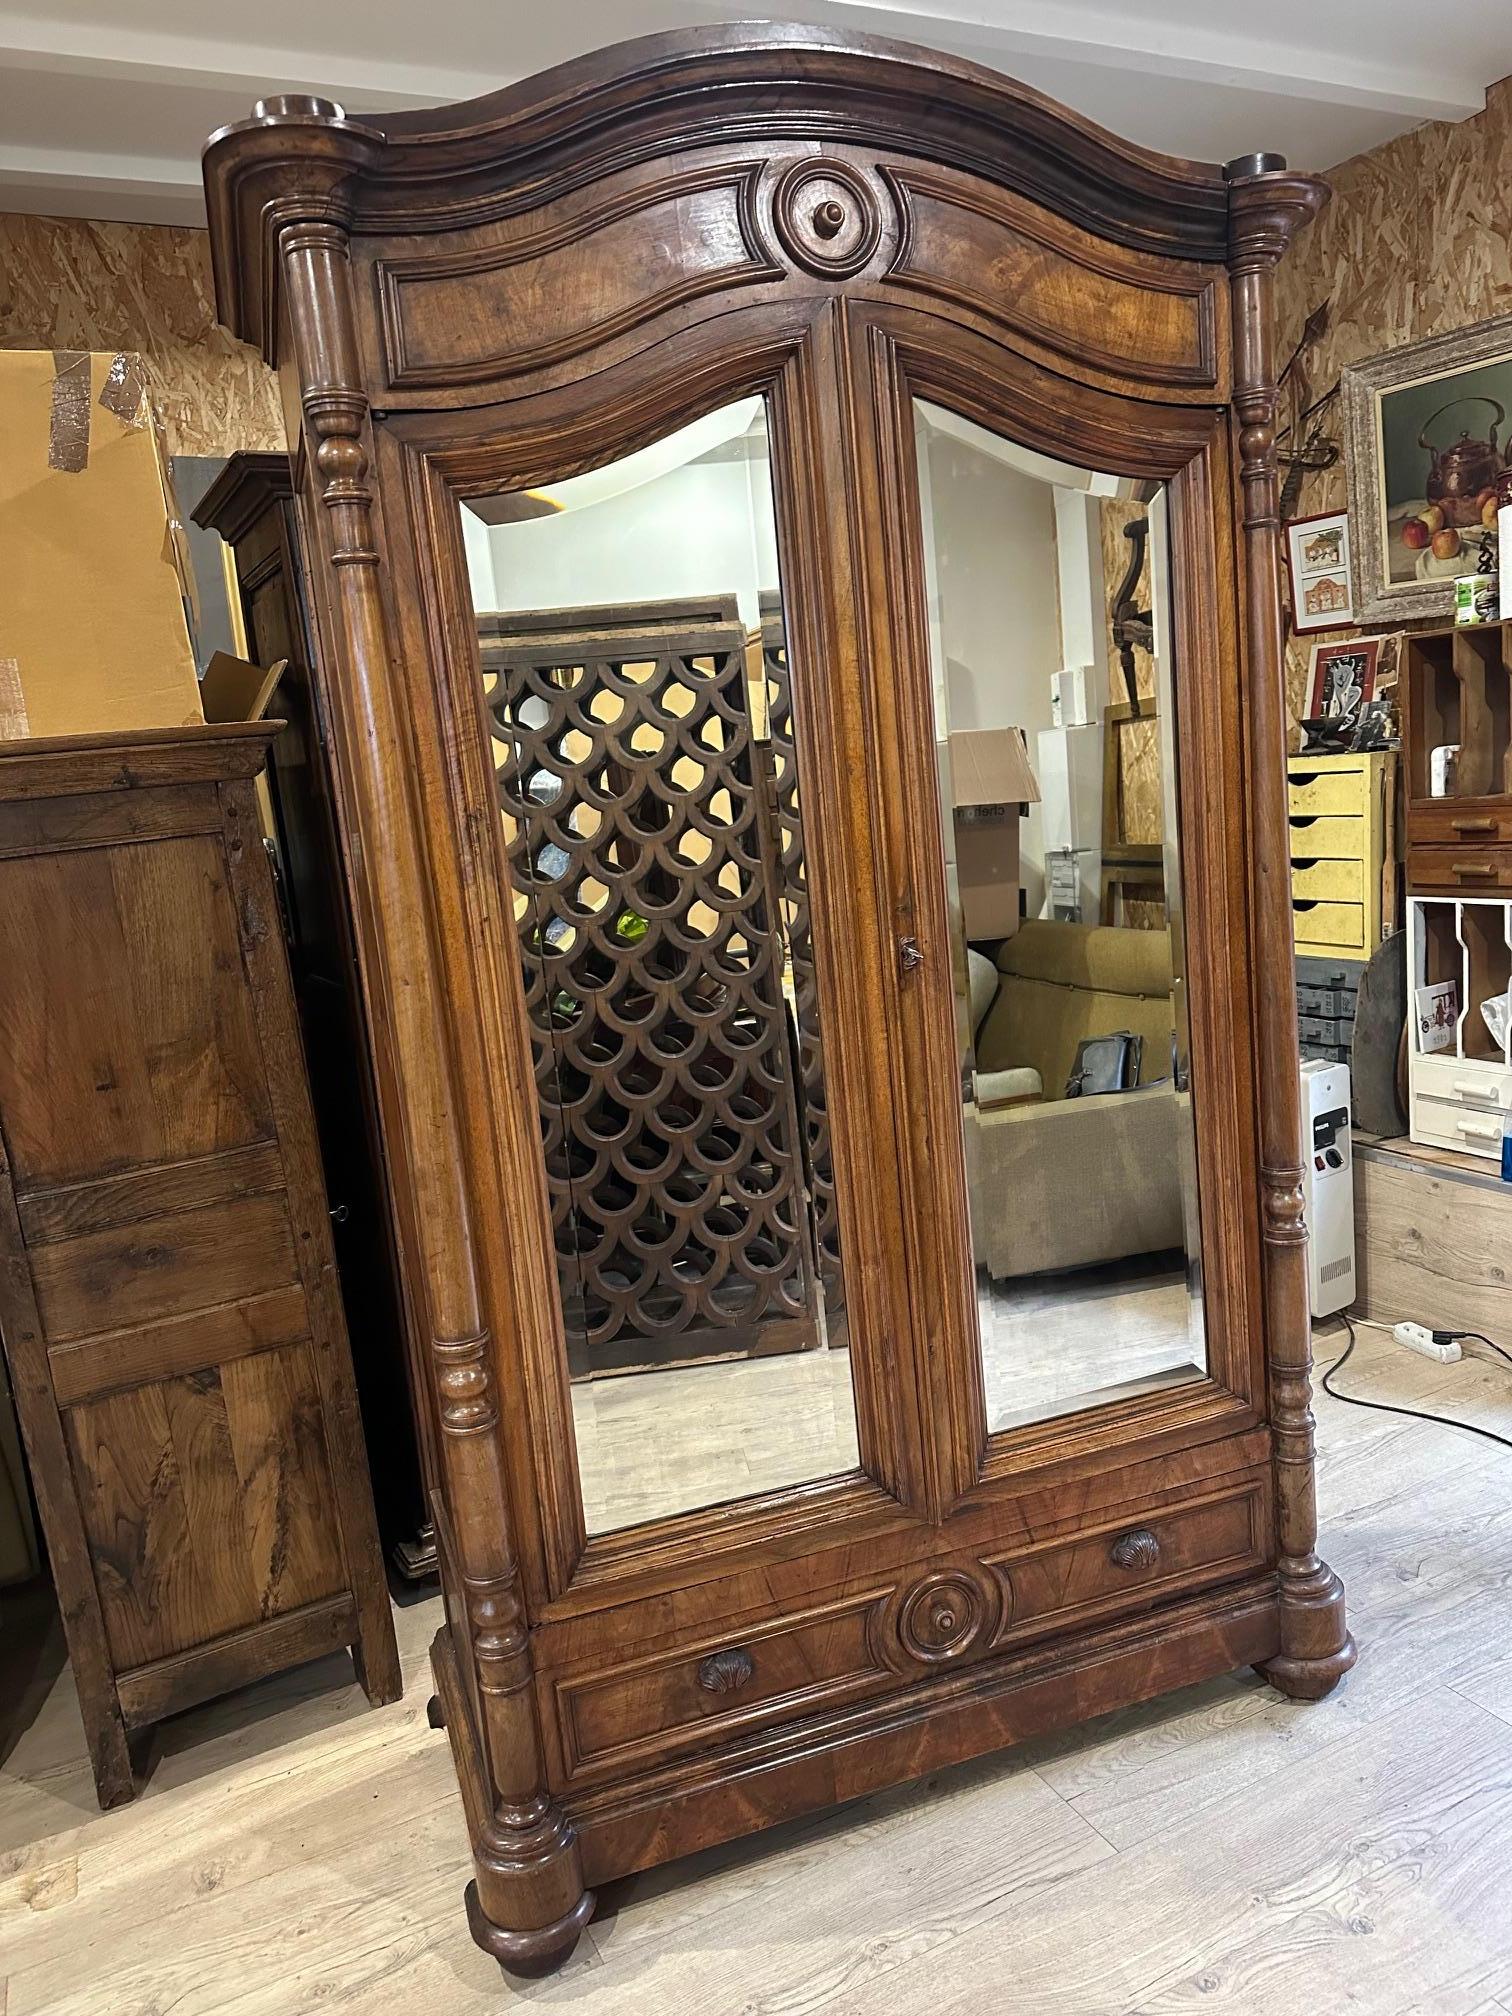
1287 753 1388 961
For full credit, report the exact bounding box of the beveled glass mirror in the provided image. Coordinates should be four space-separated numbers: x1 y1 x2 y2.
459 398 858 1534
914 398 1206 1432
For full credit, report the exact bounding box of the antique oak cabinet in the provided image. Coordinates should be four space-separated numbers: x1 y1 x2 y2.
203 25 1354 1974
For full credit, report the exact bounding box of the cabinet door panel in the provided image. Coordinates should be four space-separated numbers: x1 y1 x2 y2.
840 303 1263 1502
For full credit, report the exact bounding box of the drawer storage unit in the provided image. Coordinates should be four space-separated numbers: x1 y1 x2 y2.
1296 953 1365 1064
1406 894 1512 1162
1401 622 1512 896
1287 753 1388 963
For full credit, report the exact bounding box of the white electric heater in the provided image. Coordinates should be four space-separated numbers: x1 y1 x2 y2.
1300 1058 1355 1319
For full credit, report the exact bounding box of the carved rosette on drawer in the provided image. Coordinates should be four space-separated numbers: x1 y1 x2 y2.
770 157 885 277
884 1563 1005 1669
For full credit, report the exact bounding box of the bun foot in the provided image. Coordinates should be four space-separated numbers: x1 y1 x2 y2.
1261 1556 1355 1701
465 1880 596 1978
1257 1635 1357 1701
425 1694 446 1730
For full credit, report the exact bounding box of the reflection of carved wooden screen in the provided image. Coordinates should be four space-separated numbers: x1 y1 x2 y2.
480 603 818 1377
758 599 845 1331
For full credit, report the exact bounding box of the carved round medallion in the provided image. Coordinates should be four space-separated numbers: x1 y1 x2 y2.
771 158 883 278
896 1568 998 1665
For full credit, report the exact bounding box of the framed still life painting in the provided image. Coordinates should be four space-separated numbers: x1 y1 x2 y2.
1343 312 1512 622
1284 511 1354 633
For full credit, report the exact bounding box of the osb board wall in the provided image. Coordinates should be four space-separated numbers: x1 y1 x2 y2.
1274 75 1512 730
1100 496 1163 874
0 213 282 460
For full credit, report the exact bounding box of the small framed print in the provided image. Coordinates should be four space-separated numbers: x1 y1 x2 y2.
1284 511 1355 633
1305 635 1381 730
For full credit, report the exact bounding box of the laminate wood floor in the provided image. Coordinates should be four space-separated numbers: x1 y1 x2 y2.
3 1317 1511 2016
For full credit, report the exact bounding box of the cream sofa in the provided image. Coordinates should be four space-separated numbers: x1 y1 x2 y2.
963 920 1187 1280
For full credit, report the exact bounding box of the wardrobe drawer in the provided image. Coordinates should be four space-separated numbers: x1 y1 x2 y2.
1408 848 1512 895
1288 814 1364 861
1290 856 1363 903
1409 802 1512 849
553 1586 895 1777
992 1477 1268 1644
1287 766 1369 818
1292 899 1366 950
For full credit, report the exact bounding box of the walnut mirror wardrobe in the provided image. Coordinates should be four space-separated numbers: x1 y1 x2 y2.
203 27 1354 1977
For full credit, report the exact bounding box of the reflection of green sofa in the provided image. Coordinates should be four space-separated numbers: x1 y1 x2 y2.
964 921 1186 1280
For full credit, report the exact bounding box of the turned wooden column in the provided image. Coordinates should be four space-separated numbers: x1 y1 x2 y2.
1226 156 1356 1701
267 109 594 1973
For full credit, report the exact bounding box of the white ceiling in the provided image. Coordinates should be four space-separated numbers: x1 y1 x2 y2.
1 0 1507 228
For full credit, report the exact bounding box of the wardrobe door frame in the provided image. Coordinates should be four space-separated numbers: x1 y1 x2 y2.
840 300 1269 1509
373 297 952 1610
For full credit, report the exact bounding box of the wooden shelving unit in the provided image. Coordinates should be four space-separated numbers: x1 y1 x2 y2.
1402 620 1512 892
1406 894 1512 1161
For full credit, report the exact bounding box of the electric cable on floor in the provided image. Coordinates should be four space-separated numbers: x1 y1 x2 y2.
1319 1313 1512 1453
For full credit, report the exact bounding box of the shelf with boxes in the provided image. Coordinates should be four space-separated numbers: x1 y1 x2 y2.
1296 955 1362 1065
1407 894 1512 1161
1287 751 1389 963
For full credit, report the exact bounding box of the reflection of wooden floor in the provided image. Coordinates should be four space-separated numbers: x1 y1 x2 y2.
572 1255 1204 1533
571 1345 860 1536
6 1320 1511 2015
979 1256 1203 1435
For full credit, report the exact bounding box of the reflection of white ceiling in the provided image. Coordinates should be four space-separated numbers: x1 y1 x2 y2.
916 399 1136 496
3 1 1507 227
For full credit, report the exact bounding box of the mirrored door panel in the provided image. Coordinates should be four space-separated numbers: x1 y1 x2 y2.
913 398 1206 1433
459 398 858 1536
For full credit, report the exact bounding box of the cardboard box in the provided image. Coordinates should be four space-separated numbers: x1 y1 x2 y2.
948 727 1039 941
0 350 202 740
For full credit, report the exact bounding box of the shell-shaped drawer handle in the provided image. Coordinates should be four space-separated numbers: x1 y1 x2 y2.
1110 1527 1161 1571
697 1647 755 1694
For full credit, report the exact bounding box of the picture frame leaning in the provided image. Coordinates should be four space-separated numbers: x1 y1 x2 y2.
1343 312 1512 623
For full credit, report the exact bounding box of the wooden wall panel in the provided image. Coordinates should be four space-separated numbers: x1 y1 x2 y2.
62 1340 345 1668
1274 77 1512 729
0 212 282 458
0 837 272 1185
1099 496 1163 861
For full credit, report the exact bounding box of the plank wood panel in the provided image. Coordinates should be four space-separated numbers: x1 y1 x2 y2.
115 1594 357 1729
63 1373 263 1668
219 1342 347 1620
18 1142 285 1246
0 783 220 861
28 1194 299 1344
0 847 168 1188
46 1287 310 1408
1354 1140 1512 1335
107 832 273 1164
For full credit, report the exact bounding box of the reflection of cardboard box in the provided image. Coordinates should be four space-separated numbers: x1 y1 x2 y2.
0 350 202 740
948 727 1040 941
